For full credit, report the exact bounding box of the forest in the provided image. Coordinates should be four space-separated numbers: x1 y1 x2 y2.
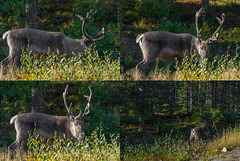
121 0 240 80
120 81 240 160
0 81 120 160
0 0 120 81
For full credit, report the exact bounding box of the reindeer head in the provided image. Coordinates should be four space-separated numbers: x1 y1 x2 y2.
194 8 225 59
63 85 92 140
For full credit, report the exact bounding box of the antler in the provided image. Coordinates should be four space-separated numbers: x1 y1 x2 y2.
195 7 203 38
209 13 225 41
63 85 73 115
75 10 104 43
77 86 92 118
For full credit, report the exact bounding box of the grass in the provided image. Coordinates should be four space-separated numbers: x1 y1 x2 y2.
122 46 240 81
1 127 120 161
0 48 120 81
121 124 240 161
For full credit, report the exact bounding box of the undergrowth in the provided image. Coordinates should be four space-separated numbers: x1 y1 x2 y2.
0 48 120 81
2 126 120 161
122 45 240 81
122 124 240 161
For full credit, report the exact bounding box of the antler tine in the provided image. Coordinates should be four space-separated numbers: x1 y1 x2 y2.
76 10 104 43
89 27 104 39
63 85 73 115
86 10 97 20
195 7 203 38
77 86 92 118
209 13 225 41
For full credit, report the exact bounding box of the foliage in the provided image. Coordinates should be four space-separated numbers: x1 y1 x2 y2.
123 44 240 80
122 124 240 160
3 126 120 161
14 48 120 81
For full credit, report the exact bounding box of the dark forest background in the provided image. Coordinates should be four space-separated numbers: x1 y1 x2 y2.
120 81 240 142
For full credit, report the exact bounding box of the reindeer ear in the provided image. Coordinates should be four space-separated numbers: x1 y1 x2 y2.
84 117 91 122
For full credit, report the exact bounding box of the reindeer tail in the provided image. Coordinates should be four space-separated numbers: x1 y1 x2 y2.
10 115 18 124
2 30 10 40
136 34 144 43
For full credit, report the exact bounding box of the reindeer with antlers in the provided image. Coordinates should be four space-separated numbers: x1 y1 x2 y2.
7 85 92 160
136 8 225 76
1 10 104 73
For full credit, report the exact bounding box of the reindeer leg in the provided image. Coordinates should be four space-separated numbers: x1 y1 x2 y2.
1 56 12 74
1 47 21 74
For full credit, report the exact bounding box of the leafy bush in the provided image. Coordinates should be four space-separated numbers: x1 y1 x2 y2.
7 126 120 161
17 48 120 81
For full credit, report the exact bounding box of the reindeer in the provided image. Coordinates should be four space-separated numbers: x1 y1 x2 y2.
136 8 225 76
1 9 104 73
8 85 92 160
189 122 215 145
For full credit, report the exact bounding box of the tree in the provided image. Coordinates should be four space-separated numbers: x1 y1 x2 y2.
32 82 44 113
25 0 39 29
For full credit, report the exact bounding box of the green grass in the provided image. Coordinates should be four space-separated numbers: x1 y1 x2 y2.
121 124 240 161
2 127 120 161
0 48 120 81
122 46 240 81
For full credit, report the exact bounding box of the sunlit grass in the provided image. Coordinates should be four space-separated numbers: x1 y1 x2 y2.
174 0 240 5
122 48 240 81
2 127 120 161
122 124 240 161
0 48 120 81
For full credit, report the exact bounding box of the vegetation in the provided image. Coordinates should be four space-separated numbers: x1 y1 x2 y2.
121 0 240 80
122 48 240 80
1 48 120 81
122 125 240 160
120 81 240 160
1 126 120 161
0 0 119 81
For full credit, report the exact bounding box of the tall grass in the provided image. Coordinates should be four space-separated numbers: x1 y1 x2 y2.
123 46 240 81
0 48 120 81
122 125 240 161
1 127 120 161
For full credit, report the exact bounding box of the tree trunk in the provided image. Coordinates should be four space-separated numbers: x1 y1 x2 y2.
190 81 193 112
184 82 189 114
202 0 209 16
25 0 39 29
228 82 232 113
197 81 201 106
32 82 44 113
119 0 123 55
234 82 238 113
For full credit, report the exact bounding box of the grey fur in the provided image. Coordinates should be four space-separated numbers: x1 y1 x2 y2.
1 10 104 73
136 8 225 76
189 124 210 145
8 85 92 161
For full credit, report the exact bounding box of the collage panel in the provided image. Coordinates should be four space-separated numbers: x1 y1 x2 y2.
120 81 240 160
120 1 240 80
0 0 240 160
0 81 120 160
0 0 120 81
